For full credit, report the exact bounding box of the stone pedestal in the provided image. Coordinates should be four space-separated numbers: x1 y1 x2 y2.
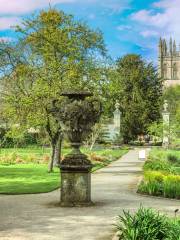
60 153 92 207
162 100 170 148
112 101 121 143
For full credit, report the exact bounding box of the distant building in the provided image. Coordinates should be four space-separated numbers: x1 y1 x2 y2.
158 38 180 87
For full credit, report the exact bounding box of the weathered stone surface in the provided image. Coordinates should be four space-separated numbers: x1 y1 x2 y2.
162 100 170 148
60 152 92 169
50 91 101 206
60 170 92 207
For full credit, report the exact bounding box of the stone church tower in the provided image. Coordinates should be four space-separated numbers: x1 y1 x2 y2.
158 38 180 87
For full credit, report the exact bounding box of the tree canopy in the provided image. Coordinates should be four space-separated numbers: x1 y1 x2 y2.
106 54 163 142
0 9 107 170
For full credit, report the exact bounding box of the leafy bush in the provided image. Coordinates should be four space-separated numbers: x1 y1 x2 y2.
144 157 174 173
163 175 180 198
0 152 42 164
168 218 180 240
116 207 171 240
138 180 162 196
138 171 164 196
139 148 180 199
138 171 180 199
167 154 180 165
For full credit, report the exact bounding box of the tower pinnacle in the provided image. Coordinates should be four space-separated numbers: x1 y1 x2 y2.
169 37 173 54
173 40 176 54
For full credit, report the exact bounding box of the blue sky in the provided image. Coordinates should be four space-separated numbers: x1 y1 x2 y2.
0 0 180 63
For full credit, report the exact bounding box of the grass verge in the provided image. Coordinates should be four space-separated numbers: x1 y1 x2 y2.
0 147 128 194
0 164 60 194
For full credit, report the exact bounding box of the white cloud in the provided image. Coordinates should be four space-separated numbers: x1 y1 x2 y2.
0 0 75 14
131 10 168 28
140 30 159 38
103 0 132 13
0 17 21 30
117 25 132 31
131 0 180 40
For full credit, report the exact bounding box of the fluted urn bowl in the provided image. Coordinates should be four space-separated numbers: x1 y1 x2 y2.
58 91 101 169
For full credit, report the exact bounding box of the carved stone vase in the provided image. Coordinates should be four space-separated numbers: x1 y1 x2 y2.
52 91 101 206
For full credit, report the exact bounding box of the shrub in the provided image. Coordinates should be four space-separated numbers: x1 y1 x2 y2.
138 180 162 196
139 148 180 199
144 171 164 182
138 171 180 199
89 152 107 162
144 157 174 173
116 207 170 240
163 175 180 199
168 218 180 240
167 154 180 165
0 152 41 164
138 171 164 196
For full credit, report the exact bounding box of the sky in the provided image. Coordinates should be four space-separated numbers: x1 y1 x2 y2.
0 0 180 63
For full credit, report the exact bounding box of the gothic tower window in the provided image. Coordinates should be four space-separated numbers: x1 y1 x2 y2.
173 63 177 79
162 63 167 79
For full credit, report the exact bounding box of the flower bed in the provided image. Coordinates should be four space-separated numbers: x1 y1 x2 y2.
138 148 180 199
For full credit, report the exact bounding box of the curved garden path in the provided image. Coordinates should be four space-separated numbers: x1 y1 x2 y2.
0 149 179 240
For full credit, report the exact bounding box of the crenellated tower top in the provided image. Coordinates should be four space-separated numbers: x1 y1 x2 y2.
159 38 180 57
158 37 180 87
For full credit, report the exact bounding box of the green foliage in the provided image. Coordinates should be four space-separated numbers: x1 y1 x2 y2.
106 54 163 143
168 219 180 240
143 149 179 173
116 207 172 240
139 171 180 199
167 154 180 165
139 148 180 199
139 171 164 195
0 146 128 165
164 85 180 117
143 157 174 173
163 86 180 147
0 147 128 194
163 175 180 198
147 121 163 142
0 8 107 170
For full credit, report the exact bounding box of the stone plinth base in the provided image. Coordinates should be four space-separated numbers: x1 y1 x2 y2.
60 154 92 207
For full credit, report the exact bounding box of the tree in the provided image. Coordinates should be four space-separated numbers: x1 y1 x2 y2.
164 85 180 117
107 54 163 143
147 121 163 143
164 85 180 146
0 9 106 171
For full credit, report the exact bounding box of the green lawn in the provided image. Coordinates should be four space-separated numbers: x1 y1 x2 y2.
0 147 128 194
0 164 60 194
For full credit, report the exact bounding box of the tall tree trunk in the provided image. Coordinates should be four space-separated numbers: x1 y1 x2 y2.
53 134 63 167
48 132 63 172
45 112 62 172
48 143 55 172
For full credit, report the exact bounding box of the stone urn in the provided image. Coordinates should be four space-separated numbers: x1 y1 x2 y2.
51 91 101 206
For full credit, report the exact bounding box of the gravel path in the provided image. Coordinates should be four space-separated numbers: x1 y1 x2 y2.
0 149 179 240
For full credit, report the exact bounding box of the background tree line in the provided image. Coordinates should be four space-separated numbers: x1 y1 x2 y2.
0 7 176 170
